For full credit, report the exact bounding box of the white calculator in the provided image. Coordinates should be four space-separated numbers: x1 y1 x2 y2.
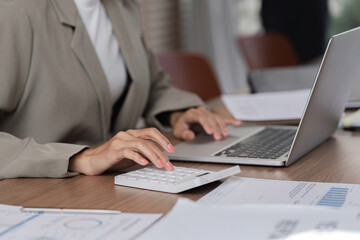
114 165 240 193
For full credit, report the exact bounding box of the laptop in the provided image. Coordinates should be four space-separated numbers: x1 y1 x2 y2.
168 27 360 167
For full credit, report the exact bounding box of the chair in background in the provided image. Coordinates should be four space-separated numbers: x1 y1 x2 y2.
237 33 299 70
157 52 221 101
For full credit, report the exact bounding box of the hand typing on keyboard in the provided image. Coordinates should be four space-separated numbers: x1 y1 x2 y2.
169 106 242 141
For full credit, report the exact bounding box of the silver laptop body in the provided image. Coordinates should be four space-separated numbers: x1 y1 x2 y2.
169 27 360 167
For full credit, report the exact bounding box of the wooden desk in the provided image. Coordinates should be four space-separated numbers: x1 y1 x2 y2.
1 105 360 214
1 130 360 214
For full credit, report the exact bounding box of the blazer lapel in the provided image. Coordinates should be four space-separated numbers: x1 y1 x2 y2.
51 0 112 140
103 0 150 130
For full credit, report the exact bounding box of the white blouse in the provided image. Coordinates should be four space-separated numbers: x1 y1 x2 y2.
74 0 127 104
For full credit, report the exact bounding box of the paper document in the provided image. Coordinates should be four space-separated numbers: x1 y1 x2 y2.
198 177 360 208
0 205 161 240
341 109 360 128
139 198 360 240
221 89 310 121
346 100 360 109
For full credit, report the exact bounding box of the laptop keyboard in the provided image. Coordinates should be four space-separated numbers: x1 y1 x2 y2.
215 128 296 159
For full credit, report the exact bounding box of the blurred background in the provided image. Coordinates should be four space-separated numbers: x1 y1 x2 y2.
138 0 360 96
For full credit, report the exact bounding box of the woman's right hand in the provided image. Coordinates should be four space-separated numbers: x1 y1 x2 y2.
68 128 175 175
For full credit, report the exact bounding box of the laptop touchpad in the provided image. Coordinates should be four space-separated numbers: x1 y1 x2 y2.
172 126 263 156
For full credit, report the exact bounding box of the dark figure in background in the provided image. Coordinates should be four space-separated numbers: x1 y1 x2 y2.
261 0 329 63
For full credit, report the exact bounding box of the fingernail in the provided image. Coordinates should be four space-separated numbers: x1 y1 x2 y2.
166 162 174 171
223 128 229 136
206 127 213 134
157 159 164 168
186 132 195 140
215 132 222 140
140 158 149 165
168 144 175 153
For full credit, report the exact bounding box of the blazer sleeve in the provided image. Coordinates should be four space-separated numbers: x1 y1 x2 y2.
0 1 84 180
0 133 85 180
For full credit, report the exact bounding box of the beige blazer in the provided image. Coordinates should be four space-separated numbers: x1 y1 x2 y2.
0 0 203 179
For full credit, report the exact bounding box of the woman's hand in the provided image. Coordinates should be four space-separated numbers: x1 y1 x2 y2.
68 128 175 175
170 106 241 141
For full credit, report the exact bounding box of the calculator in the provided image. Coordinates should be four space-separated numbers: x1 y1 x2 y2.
114 165 240 193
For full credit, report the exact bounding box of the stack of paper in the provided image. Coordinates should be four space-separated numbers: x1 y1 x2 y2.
139 198 360 240
139 177 360 239
221 89 310 121
341 109 360 128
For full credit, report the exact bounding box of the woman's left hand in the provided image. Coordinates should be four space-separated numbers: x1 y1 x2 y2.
170 106 241 141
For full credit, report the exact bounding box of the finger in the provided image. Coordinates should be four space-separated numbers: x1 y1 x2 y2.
197 107 224 139
147 141 174 171
129 140 172 170
194 113 222 140
198 107 225 140
182 129 196 141
224 118 242 126
182 109 214 134
215 114 228 137
126 128 175 153
124 140 164 168
122 148 149 166
109 139 149 165
204 113 223 140
173 121 196 140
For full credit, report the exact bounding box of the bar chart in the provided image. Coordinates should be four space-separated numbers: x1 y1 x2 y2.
317 187 349 207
